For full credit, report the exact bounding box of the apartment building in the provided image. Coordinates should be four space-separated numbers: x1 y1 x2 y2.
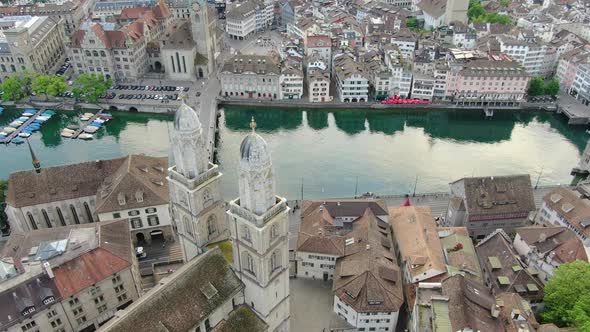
332 209 403 332
279 66 303 99
513 226 588 284
556 48 590 92
334 54 369 102
0 220 141 332
389 206 447 284
498 36 548 77
308 70 331 102
305 35 332 67
538 187 590 247
296 200 389 280
384 47 412 98
446 59 529 106
4 155 173 245
220 54 281 99
0 16 66 82
444 175 536 239
390 29 417 60
0 2 85 35
225 0 272 39
410 74 435 101
571 63 590 106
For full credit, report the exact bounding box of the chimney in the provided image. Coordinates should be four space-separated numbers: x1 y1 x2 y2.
43 261 54 279
491 304 500 318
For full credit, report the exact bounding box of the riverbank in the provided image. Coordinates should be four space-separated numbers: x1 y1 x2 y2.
217 97 558 112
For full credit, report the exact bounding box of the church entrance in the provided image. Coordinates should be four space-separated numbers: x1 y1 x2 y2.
198 67 204 78
154 61 162 72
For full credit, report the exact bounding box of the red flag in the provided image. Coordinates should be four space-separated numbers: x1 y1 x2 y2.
403 196 411 206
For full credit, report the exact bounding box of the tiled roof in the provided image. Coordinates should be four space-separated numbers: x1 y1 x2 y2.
102 249 245 332
475 230 544 301
222 54 281 75
211 305 268 332
451 175 535 218
515 226 587 264
418 0 446 18
438 227 483 283
388 206 446 282
53 247 130 298
332 209 404 313
542 187 590 238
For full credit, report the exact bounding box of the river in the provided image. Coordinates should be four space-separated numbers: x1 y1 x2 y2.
0 107 588 200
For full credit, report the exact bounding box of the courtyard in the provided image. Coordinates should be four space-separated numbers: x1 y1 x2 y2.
290 278 334 331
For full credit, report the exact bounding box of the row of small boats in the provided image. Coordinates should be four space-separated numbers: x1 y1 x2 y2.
60 112 113 139
0 109 55 144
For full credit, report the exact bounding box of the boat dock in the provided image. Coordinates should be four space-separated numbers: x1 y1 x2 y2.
0 108 44 144
557 93 590 125
71 109 104 139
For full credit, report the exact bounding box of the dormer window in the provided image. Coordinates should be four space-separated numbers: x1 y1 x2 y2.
135 190 144 203
117 193 126 206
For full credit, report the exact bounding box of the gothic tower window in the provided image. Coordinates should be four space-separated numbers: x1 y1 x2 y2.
70 205 80 224
203 189 212 207
245 252 255 276
28 212 37 230
270 250 280 274
42 209 51 228
207 215 217 236
270 224 278 242
242 226 251 242
183 216 193 237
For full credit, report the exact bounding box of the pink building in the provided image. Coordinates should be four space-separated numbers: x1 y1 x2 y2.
447 59 529 106
556 48 590 92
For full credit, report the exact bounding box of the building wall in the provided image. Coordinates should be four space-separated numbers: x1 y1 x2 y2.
7 302 74 332
279 72 303 99
98 203 172 244
226 13 255 39
295 251 338 279
333 295 399 331
6 195 97 233
466 217 531 239
336 73 369 102
162 47 197 81
61 267 138 331
308 77 331 102
539 201 590 246
221 72 280 99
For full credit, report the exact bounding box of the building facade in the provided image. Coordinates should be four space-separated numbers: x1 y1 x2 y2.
538 187 590 247
220 54 281 99
227 119 291 332
308 70 331 103
334 55 369 102
279 66 303 99
167 101 227 262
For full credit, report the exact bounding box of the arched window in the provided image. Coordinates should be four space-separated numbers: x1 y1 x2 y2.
242 226 251 242
85 50 91 57
245 253 255 276
270 224 278 241
10 64 15 72
100 50 106 57
56 207 66 226
183 216 193 237
70 205 80 224
42 209 52 228
207 215 217 236
92 50 99 57
270 250 279 274
0 64 5 72
28 212 37 230
84 202 93 223
203 189 212 207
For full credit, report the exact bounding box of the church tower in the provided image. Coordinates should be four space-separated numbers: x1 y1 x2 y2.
227 118 290 332
190 0 217 76
167 101 227 262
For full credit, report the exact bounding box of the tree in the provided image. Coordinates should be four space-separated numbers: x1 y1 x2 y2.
542 261 590 329
1 76 26 101
72 73 112 103
527 77 545 96
31 75 53 100
468 0 486 21
406 18 418 29
499 0 511 7
545 79 560 96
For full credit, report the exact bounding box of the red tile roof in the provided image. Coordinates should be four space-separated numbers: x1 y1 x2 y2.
119 6 150 19
53 247 130 298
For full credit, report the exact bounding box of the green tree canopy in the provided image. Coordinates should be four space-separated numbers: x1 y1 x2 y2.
1 76 26 101
468 0 511 24
32 75 67 99
542 261 590 329
72 73 112 103
499 0 511 6
545 79 560 96
406 18 418 29
527 77 545 96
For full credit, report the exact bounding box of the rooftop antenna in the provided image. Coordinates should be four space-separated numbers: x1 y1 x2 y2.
26 138 41 174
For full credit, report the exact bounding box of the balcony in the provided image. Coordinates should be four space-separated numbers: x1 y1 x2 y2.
168 162 221 189
228 196 288 227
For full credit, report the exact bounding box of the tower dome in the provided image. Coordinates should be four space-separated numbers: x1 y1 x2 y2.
174 101 201 132
238 117 276 215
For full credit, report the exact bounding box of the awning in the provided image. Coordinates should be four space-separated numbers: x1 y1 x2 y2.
150 230 163 236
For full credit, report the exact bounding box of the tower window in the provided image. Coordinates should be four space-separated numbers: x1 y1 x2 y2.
56 207 66 226
245 253 256 276
207 215 217 237
270 250 280 274
84 202 93 223
70 205 80 224
42 209 52 228
242 226 251 242
28 212 37 230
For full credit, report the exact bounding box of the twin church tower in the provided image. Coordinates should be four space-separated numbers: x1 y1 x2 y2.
166 102 290 332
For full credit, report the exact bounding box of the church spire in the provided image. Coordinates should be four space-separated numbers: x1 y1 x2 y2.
27 138 41 174
250 116 256 132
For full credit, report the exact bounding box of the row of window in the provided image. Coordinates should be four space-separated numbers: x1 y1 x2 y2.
130 215 160 229
27 203 93 230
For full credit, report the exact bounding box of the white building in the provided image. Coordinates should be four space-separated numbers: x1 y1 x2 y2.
411 74 435 100
279 66 303 99
225 1 256 40
385 48 413 98
227 118 290 332
513 226 588 284
390 31 417 60
571 63 590 106
538 187 590 247
305 35 332 68
167 101 228 262
220 54 281 99
334 54 369 102
498 36 548 77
